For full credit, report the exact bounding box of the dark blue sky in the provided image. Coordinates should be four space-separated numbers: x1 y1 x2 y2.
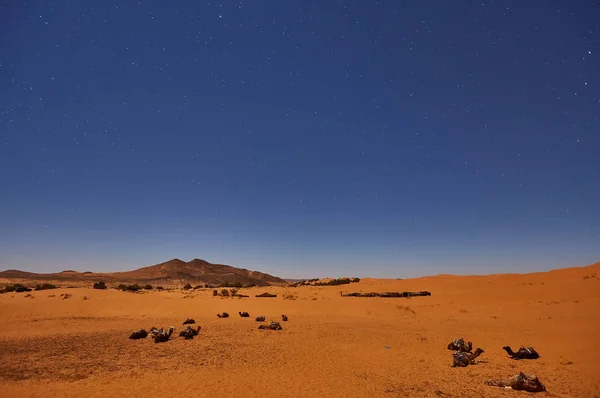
1 1 599 278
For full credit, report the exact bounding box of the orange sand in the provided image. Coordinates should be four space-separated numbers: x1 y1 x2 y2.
1 263 599 397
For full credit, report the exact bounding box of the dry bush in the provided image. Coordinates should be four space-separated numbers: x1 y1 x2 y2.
396 305 415 314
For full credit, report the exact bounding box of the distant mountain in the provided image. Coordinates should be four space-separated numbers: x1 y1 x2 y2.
0 258 288 287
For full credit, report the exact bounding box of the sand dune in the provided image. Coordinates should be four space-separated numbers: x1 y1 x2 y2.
1 262 599 397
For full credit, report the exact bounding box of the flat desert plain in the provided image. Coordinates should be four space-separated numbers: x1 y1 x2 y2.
1 263 599 398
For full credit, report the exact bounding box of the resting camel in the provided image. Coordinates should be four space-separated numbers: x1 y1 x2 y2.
447 338 472 352
217 312 229 318
239 311 250 317
154 326 175 343
258 321 282 330
179 325 201 340
148 327 161 338
502 346 540 360
255 316 266 322
129 329 148 339
452 348 484 367
486 372 546 392
183 318 196 325
282 314 288 321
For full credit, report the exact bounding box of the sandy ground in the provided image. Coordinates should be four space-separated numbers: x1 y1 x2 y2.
1 263 599 398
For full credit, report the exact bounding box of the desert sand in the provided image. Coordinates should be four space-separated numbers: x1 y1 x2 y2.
1 263 599 398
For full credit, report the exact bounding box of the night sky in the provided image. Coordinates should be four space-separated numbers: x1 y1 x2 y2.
1 1 599 278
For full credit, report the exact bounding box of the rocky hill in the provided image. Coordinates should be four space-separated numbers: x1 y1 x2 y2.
0 258 288 287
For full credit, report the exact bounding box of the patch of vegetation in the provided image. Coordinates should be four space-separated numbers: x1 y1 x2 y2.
1 284 28 293
244 283 257 288
156 286 164 290
291 277 360 287
92 281 107 290
314 277 357 286
182 283 192 290
220 289 229 296
229 288 239 296
143 284 153 290
34 283 57 291
117 284 141 292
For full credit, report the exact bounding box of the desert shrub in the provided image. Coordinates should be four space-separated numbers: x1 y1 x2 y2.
313 278 356 286
212 289 218 296
156 286 164 290
183 283 192 290
118 284 141 292
4 284 27 293
93 281 107 290
221 289 229 297
229 288 239 296
351 277 360 283
143 284 153 290
15 285 32 293
193 285 203 290
34 283 56 291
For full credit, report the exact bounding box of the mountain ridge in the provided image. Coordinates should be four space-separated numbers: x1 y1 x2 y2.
0 258 288 287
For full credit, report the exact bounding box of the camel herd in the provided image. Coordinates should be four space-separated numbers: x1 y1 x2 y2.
128 311 288 343
129 315 545 392
447 337 545 392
